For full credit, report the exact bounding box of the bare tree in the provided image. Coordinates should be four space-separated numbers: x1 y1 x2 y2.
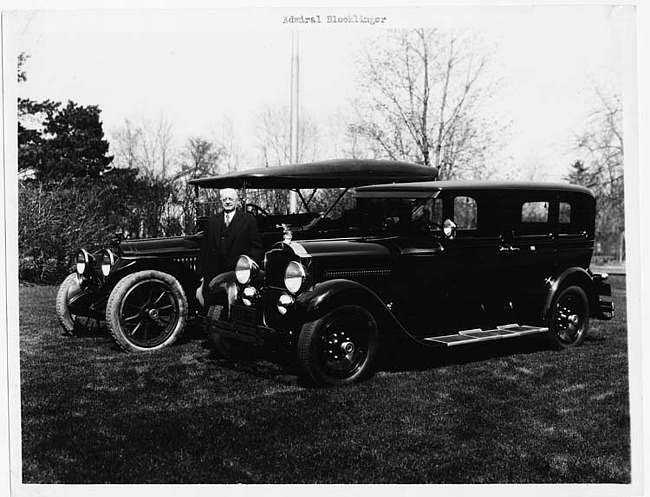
349 29 499 180
214 118 243 173
568 87 624 261
256 104 320 167
177 136 224 180
110 113 178 179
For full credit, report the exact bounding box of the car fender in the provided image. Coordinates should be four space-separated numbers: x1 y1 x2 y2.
542 267 594 317
295 279 411 339
101 257 201 311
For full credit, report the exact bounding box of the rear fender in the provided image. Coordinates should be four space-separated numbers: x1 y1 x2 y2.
542 267 594 318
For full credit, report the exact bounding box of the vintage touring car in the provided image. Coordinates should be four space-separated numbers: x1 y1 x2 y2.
206 180 614 386
55 159 437 352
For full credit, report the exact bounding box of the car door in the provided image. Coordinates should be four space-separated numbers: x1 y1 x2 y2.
498 193 560 311
396 192 503 335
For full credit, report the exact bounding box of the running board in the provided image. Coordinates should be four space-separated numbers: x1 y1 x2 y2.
422 324 548 347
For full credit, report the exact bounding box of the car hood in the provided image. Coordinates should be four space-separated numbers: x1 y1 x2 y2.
118 234 202 257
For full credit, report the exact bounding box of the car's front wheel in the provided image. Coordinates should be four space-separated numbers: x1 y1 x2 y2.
55 273 91 335
106 270 187 352
298 305 379 386
546 285 590 349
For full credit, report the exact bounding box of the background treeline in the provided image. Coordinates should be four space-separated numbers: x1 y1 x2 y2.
17 29 625 283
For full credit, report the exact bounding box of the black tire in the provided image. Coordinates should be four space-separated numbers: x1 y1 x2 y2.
55 273 89 335
106 270 187 352
546 285 590 350
297 305 379 386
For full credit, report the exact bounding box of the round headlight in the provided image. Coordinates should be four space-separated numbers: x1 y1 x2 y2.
284 261 306 293
235 255 258 285
76 249 90 276
101 249 117 277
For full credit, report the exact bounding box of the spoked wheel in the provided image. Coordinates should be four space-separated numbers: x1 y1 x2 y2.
547 285 590 350
55 273 98 335
298 305 379 386
106 270 187 352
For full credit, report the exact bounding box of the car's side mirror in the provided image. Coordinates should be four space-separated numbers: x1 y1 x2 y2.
443 219 457 239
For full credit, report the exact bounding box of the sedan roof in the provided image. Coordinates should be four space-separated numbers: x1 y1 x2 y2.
188 159 438 189
356 180 594 197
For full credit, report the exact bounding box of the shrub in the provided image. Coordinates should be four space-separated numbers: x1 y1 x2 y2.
18 174 186 283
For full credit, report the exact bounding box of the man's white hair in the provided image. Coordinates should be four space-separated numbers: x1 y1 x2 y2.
219 188 239 200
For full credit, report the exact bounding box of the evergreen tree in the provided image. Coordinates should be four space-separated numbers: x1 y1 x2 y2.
41 101 114 180
18 99 114 181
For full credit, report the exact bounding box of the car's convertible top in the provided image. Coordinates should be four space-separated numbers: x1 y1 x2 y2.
188 159 438 189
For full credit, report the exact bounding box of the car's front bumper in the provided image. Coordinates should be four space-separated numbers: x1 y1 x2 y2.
210 303 292 348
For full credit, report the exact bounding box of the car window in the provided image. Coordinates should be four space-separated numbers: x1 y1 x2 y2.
521 201 549 223
412 198 443 227
559 202 571 224
453 196 477 230
360 197 442 235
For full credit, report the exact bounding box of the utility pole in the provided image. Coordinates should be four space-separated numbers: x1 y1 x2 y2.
289 30 299 214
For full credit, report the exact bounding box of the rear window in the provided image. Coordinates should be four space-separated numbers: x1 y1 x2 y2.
559 202 571 224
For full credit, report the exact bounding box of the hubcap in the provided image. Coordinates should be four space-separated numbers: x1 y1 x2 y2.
555 293 586 344
341 341 355 355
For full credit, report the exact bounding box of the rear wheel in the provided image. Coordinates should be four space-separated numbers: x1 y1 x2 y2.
298 305 379 386
106 270 187 352
55 273 94 335
546 285 590 349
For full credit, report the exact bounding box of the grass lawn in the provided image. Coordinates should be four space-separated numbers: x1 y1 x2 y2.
18 276 630 484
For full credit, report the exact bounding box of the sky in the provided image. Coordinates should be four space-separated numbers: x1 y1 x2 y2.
7 6 631 181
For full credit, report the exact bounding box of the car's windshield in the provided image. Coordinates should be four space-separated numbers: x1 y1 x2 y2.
196 187 356 232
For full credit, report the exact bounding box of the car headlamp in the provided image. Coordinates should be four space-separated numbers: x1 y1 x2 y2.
101 249 117 277
284 261 306 294
76 249 91 277
235 255 259 285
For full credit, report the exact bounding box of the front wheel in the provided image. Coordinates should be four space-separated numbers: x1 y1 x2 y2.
298 305 379 386
106 270 187 352
546 285 590 350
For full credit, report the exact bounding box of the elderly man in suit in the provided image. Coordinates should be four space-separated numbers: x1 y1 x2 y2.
196 188 262 307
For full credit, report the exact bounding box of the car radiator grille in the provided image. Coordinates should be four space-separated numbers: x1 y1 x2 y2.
323 268 391 279
265 251 296 287
230 304 257 325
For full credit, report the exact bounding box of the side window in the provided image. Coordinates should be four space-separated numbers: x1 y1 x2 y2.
454 196 477 230
521 201 549 223
411 198 443 226
559 202 571 224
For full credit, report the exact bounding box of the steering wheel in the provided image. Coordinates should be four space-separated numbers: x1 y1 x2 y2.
245 203 271 218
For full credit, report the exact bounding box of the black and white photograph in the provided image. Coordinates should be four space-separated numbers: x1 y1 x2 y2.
1 2 646 495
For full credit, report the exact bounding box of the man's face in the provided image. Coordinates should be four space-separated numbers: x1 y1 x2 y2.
220 189 238 213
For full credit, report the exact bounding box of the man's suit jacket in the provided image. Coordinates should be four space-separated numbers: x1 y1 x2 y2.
197 210 262 291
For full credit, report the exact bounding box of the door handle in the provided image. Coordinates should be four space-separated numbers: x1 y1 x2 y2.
499 245 520 253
